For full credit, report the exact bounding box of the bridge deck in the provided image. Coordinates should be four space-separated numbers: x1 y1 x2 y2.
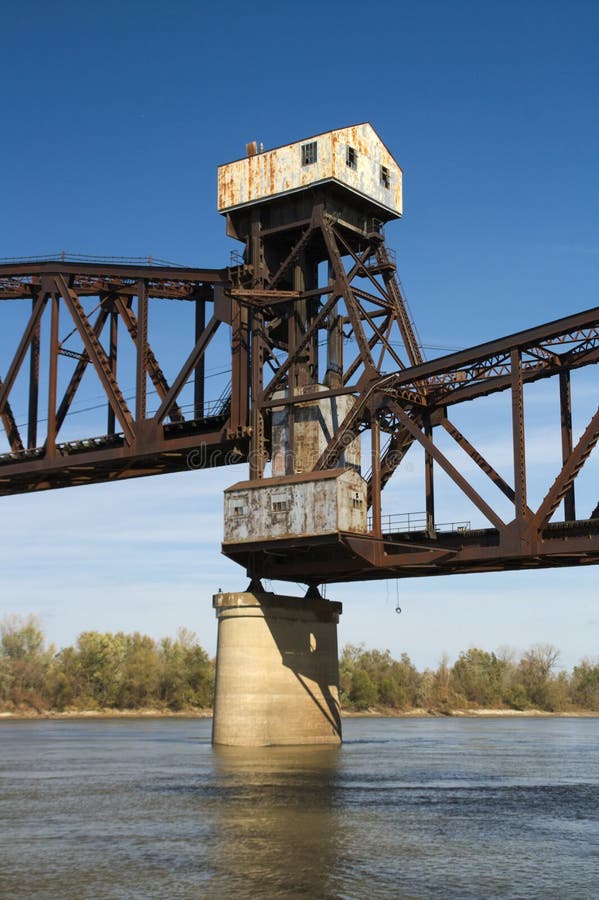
222 519 599 584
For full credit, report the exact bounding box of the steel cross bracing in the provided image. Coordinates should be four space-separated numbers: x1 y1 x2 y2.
1 232 598 584
0 260 248 493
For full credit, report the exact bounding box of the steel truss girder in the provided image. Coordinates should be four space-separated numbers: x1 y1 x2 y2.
0 261 241 494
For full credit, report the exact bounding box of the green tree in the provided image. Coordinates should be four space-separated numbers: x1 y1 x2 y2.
75 631 128 707
571 658 599 710
0 615 55 710
450 648 507 707
349 669 378 710
159 629 214 709
117 633 161 708
517 644 562 710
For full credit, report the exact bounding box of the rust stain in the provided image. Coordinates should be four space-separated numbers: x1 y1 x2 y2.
217 125 402 216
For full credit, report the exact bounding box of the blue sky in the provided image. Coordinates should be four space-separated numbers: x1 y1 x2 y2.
1 0 598 670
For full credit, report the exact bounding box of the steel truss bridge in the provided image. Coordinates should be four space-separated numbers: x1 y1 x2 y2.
1 206 598 586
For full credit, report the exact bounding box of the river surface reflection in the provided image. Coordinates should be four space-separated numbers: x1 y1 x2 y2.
1 717 598 898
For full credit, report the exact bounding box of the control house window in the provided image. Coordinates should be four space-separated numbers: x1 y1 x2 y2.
380 165 390 189
301 141 317 166
346 146 357 170
271 492 290 513
351 492 363 510
229 494 248 518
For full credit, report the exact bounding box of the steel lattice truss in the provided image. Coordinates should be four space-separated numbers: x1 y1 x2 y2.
0 261 246 493
1 221 598 583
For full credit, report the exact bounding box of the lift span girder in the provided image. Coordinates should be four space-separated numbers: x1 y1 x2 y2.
0 260 249 495
222 304 599 584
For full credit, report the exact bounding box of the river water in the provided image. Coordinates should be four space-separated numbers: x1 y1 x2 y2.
1 717 598 898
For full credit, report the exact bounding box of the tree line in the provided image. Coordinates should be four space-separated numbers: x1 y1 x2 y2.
0 616 213 713
340 644 599 712
1 615 598 714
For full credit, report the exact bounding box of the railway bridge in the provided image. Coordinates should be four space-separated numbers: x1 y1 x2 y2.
1 124 597 745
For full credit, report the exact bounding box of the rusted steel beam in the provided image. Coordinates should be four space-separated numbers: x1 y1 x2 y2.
0 427 249 497
107 305 118 436
229 300 249 435
259 384 358 410
265 225 314 289
262 290 341 400
439 415 517 504
320 217 376 376
54 305 110 438
249 310 267 479
27 303 40 449
559 370 576 521
344 316 391 384
376 242 424 368
153 315 220 424
370 411 382 537
135 281 148 425
0 377 24 453
386 399 506 532
0 260 225 282
194 299 205 420
510 348 528 525
526 405 599 536
46 295 60 460
0 289 49 418
231 289 301 299
112 296 184 423
54 275 136 444
366 426 414 508
362 302 406 371
388 305 599 389
424 413 435 538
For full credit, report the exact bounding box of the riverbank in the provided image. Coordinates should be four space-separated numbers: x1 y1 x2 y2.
1 707 597 720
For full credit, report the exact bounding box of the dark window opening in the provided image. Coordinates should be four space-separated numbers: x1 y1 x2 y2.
346 146 357 170
380 165 390 189
301 141 318 166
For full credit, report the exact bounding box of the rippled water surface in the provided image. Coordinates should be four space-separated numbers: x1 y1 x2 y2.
1 717 598 898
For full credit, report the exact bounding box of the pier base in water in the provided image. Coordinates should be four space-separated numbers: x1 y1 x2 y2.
212 589 342 747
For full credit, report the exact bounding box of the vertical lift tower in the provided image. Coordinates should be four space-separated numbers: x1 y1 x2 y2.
213 125 408 746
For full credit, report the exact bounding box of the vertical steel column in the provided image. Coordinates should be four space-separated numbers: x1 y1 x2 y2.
511 348 527 524
135 281 147 427
249 219 267 479
27 300 40 449
424 413 435 538
194 299 205 419
229 299 249 435
325 261 343 389
249 309 266 479
370 410 382 537
559 369 576 521
286 302 296 476
46 294 60 460
292 257 307 389
107 305 118 437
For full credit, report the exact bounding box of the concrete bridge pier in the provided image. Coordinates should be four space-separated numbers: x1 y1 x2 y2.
212 586 342 746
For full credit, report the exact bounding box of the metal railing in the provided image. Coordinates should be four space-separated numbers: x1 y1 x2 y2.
368 511 471 535
0 252 187 267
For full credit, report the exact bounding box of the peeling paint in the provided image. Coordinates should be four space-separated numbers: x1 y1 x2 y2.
271 389 360 477
217 123 402 218
223 468 367 544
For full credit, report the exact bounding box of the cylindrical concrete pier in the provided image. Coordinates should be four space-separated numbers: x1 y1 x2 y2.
212 589 342 746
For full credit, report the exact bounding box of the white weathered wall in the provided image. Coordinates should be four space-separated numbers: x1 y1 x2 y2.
217 123 402 217
223 469 367 544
